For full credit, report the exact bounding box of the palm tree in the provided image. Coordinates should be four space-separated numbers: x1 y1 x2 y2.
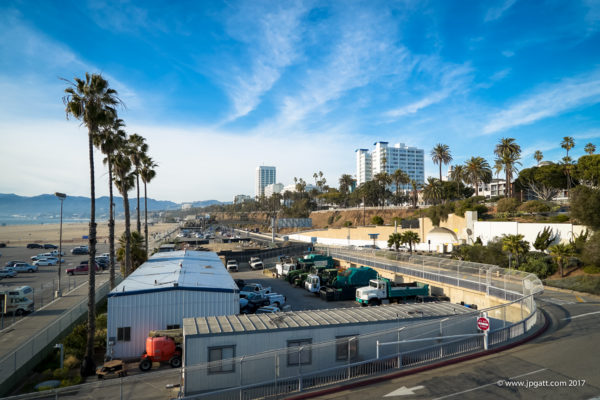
338 174 356 208
116 231 147 275
534 150 543 164
113 149 136 277
140 155 157 257
431 144 452 181
96 117 127 290
387 233 403 252
63 73 121 377
410 180 421 208
374 172 392 208
494 138 521 197
584 143 596 155
450 165 465 196
464 156 492 197
400 231 420 253
423 177 443 205
561 136 575 158
391 169 410 204
501 234 529 267
128 134 148 234
549 243 573 278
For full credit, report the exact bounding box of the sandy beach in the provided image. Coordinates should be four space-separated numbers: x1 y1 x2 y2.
0 221 179 246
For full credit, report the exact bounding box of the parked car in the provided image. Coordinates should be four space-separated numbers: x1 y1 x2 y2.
0 269 17 278
49 250 65 257
0 242 6 248
96 359 127 379
249 257 264 270
7 263 38 273
71 246 89 255
31 253 53 261
226 259 238 272
240 283 271 297
26 243 44 249
43 244 58 249
66 264 99 275
95 258 109 270
33 258 59 266
240 292 271 314
234 279 246 289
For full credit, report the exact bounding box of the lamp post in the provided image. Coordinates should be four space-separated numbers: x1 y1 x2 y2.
55 192 66 298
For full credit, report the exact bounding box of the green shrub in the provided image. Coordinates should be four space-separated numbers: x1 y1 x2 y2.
335 214 342 221
582 232 600 267
518 200 553 213
496 198 520 213
549 214 570 223
583 265 600 274
371 215 384 225
519 252 556 279
343 221 352 227
544 275 600 295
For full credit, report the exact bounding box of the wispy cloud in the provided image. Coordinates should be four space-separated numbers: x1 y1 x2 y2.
483 70 600 134
485 0 517 22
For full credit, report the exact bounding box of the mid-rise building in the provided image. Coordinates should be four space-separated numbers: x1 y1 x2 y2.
255 166 276 198
264 183 284 197
356 142 425 190
233 194 252 204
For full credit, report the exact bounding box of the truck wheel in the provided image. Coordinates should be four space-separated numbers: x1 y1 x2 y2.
274 302 280 309
170 356 182 368
368 299 380 306
139 359 152 371
68 272 74 276
15 309 24 316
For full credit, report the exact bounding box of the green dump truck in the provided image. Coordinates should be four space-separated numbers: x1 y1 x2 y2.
355 278 429 306
318 266 378 301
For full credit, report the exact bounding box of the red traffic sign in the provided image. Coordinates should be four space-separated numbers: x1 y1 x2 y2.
477 317 490 331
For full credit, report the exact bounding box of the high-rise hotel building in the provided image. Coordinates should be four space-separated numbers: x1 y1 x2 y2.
255 166 276 198
356 142 425 190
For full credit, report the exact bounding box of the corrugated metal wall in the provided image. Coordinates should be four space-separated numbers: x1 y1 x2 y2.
108 289 238 359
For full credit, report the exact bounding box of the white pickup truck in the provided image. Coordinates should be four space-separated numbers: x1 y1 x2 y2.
275 258 298 277
239 283 271 297
249 257 264 270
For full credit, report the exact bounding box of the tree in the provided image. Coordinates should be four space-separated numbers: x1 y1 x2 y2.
584 143 596 155
338 174 355 207
573 154 600 187
431 144 452 181
140 155 157 257
371 215 384 225
515 163 566 201
534 150 543 164
128 134 148 234
450 165 465 195
570 186 600 230
561 136 575 194
549 243 573 277
387 233 402 251
374 172 392 208
113 150 136 277
494 138 521 197
116 231 147 275
410 180 420 208
502 234 530 267
63 72 121 377
464 156 492 197
391 169 410 205
400 231 420 253
96 116 126 290
293 177 307 194
561 136 575 158
582 232 600 268
533 227 557 252
423 177 443 205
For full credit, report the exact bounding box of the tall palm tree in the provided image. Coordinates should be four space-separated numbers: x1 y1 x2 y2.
562 155 574 193
113 149 136 277
374 172 392 208
423 177 443 205
549 243 573 278
410 180 421 208
450 165 465 196
391 169 410 204
63 73 121 377
431 144 452 181
584 143 596 155
534 150 543 164
116 231 147 275
561 136 575 158
96 117 127 290
464 156 492 197
128 134 148 234
387 233 403 252
338 174 356 208
494 138 521 197
140 155 157 257
400 231 420 253
501 234 529 267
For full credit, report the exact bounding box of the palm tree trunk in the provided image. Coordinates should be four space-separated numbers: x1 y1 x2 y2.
123 192 132 277
144 182 149 258
439 163 442 181
108 159 115 290
82 131 97 377
136 174 141 233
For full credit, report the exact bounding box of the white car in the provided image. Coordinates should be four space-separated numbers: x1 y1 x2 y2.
226 259 238 272
33 257 59 266
6 263 38 273
249 257 264 270
49 250 65 257
31 252 53 261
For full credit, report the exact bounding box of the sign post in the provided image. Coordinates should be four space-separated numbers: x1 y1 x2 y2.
477 314 490 350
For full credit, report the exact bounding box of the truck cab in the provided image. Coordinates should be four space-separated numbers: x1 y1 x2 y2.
305 274 320 293
355 279 387 306
0 286 34 315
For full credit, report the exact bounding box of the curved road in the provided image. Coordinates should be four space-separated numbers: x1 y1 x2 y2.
316 288 600 400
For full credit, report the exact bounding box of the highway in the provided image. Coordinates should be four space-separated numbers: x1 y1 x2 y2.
309 289 600 400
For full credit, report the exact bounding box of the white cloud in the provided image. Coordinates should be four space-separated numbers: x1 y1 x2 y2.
483 70 600 134
485 0 517 22
502 50 515 58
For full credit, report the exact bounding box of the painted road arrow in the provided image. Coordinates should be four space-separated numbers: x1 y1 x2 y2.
384 385 425 397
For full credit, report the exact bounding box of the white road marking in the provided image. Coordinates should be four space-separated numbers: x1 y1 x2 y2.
545 298 575 305
562 310 600 321
431 368 547 400
384 385 425 397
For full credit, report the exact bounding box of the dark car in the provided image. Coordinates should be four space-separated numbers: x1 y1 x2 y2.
0 243 6 248
27 243 44 249
71 246 89 255
43 244 58 249
240 292 270 314
234 279 245 289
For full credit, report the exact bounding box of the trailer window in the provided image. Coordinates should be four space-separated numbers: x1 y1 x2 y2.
208 346 235 373
336 336 358 361
166 324 180 330
287 339 312 366
117 327 130 341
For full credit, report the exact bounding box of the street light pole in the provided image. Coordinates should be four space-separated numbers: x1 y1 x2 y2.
55 192 66 298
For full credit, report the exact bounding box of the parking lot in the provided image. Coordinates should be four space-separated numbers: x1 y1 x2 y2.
0 243 112 328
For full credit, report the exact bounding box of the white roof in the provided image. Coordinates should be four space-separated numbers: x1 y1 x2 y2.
109 250 237 297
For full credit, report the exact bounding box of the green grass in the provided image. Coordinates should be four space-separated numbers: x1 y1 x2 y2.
544 275 600 295
583 265 600 274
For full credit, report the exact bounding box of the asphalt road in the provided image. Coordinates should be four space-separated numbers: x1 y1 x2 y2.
313 289 600 400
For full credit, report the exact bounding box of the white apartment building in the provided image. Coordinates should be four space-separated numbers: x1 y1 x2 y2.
255 166 276 198
264 183 284 197
356 142 425 190
233 194 251 204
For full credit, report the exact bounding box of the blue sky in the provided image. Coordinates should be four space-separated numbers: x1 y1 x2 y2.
0 0 599 202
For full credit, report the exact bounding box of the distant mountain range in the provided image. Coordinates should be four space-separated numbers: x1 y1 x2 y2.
0 193 224 224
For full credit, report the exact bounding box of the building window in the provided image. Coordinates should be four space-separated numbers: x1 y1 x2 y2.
117 327 130 341
208 346 236 373
287 339 312 366
166 324 180 330
336 336 358 361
